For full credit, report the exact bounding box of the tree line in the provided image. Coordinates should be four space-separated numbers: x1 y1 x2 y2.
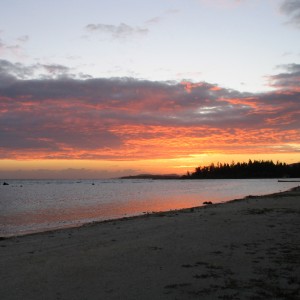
182 160 300 179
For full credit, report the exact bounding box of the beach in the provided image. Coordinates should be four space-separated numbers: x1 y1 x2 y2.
1 187 299 299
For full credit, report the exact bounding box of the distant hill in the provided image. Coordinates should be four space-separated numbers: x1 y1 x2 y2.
120 174 181 180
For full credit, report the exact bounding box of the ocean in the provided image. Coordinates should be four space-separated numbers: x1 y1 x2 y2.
1 178 299 237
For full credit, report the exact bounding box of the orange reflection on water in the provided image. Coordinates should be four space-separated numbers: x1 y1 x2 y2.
2 194 213 236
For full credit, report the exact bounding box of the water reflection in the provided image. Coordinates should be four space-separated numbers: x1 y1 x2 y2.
1 179 299 236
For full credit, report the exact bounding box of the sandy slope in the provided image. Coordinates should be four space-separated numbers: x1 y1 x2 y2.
1 187 300 300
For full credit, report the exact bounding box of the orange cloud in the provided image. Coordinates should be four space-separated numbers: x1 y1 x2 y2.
0 61 299 170
180 81 204 93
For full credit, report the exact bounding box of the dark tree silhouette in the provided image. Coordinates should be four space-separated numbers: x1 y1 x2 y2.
182 160 300 179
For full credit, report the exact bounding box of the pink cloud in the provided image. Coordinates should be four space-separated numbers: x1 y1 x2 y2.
0 59 299 160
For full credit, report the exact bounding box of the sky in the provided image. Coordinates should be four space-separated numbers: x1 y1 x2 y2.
0 0 299 179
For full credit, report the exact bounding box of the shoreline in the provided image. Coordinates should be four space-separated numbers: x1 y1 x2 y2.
1 186 299 299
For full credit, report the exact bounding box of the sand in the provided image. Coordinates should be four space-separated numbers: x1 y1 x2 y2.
1 187 300 300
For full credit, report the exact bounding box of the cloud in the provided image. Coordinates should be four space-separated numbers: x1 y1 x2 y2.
85 23 148 39
17 35 29 43
0 59 90 82
145 9 180 25
268 63 300 90
145 17 162 25
280 0 300 28
0 38 20 56
0 33 28 58
0 59 299 160
86 10 179 39
0 38 5 51
40 64 71 77
0 59 33 84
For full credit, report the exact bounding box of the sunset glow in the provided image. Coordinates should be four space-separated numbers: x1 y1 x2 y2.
0 0 299 178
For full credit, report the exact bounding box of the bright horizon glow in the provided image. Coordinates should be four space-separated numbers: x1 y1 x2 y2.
0 0 300 179
1 152 299 179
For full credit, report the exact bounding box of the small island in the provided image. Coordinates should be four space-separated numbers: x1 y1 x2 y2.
120 174 181 180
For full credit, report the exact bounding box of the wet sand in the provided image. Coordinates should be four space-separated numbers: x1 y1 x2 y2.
1 187 300 299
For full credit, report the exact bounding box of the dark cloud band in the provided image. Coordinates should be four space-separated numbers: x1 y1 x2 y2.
281 0 300 28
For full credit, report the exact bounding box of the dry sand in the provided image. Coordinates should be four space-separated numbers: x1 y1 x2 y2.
1 187 300 300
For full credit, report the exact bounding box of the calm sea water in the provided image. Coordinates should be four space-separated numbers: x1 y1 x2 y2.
0 179 299 237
